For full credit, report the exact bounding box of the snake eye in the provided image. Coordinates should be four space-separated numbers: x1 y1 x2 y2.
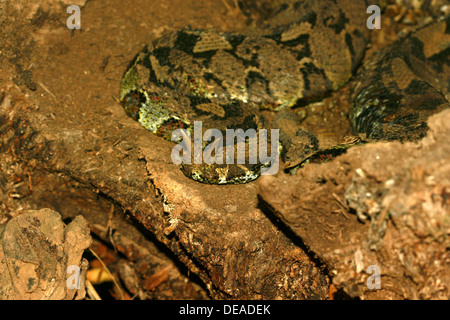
122 90 147 120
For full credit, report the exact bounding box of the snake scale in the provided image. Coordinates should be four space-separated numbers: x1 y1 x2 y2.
119 0 450 184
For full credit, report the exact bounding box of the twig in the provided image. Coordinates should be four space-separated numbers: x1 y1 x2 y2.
85 280 102 300
106 203 117 251
332 192 350 220
38 81 56 100
89 247 124 300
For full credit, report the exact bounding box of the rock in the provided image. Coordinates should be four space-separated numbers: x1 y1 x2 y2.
0 208 92 300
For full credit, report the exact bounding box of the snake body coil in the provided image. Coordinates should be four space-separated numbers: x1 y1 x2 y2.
120 0 450 184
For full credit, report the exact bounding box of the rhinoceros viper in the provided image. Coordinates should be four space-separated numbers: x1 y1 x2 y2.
119 0 450 184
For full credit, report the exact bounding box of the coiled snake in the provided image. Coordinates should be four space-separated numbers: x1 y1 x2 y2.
119 0 450 184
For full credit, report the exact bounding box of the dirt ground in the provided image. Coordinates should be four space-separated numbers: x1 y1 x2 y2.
0 0 449 300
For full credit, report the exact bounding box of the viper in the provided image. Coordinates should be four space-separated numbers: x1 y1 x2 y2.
119 0 450 184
